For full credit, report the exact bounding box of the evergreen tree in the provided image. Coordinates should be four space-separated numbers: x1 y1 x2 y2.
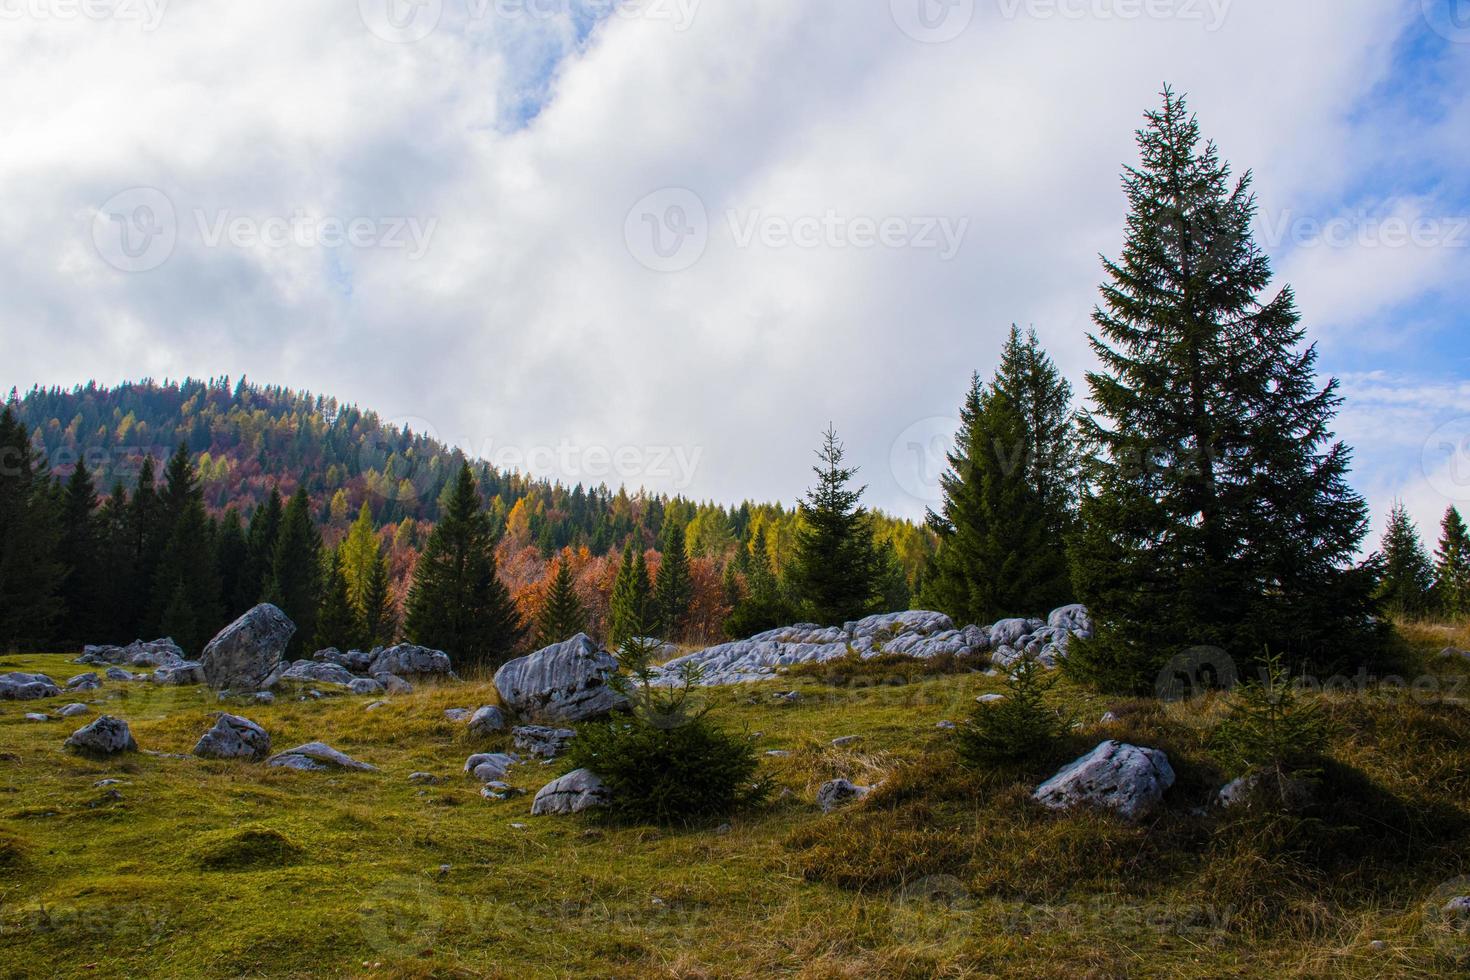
314 547 363 651
922 329 1078 625
1435 507 1470 620
267 486 323 656
653 519 694 640
213 508 249 618
239 487 283 611
126 453 165 638
1067 89 1379 692
0 407 62 650
788 426 881 625
404 463 524 669
609 541 655 648
57 457 104 642
1377 503 1434 617
150 444 222 652
359 550 398 648
95 482 136 642
536 557 587 648
339 502 380 610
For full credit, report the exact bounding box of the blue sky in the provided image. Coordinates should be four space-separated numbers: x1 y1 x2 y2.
1 0 1467 549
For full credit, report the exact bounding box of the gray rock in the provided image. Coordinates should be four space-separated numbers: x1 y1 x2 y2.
936 720 957 730
80 638 186 668
266 741 376 772
151 661 206 686
408 772 442 784
512 725 576 759
252 691 275 705
193 713 271 760
200 604 295 691
64 715 138 756
1438 647 1470 662
105 667 136 682
1444 896 1470 917
1216 771 1316 811
1034 740 1175 821
0 671 61 700
817 778 871 813
830 735 862 747
468 704 507 737
312 647 376 674
764 749 790 757
976 693 1005 703
66 672 100 690
24 712 49 722
59 703 90 718
365 700 388 711
272 660 356 688
493 634 625 723
348 677 384 696
444 708 471 722
372 673 413 695
531 768 609 815
368 644 454 680
465 752 518 782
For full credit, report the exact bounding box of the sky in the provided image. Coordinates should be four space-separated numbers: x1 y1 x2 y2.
2 0 1468 547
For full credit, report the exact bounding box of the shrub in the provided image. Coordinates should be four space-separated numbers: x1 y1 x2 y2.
565 636 764 825
955 655 1073 768
1210 653 1329 779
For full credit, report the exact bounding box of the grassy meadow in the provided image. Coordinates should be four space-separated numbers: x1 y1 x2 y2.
2 627 1470 978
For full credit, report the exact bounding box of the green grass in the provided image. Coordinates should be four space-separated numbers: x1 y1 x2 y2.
2 633 1468 978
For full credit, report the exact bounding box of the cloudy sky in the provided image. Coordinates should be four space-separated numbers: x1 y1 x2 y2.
3 0 1469 543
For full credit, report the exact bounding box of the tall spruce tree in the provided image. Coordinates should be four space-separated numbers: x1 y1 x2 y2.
1068 88 1378 692
788 425 881 625
724 525 792 638
608 541 654 648
653 520 693 640
359 550 398 648
213 508 249 618
150 444 222 652
922 328 1078 625
239 487 283 611
267 487 322 656
1377 503 1435 617
314 547 363 651
96 482 136 642
1435 507 1470 619
126 453 165 639
0 407 62 650
404 463 524 669
57 457 104 643
536 557 587 648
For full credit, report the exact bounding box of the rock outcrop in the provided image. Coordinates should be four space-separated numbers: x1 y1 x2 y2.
512 725 576 759
64 715 138 756
493 634 625 723
193 714 272 760
151 661 206 685
200 604 295 691
1033 740 1174 821
0 672 61 700
368 644 454 680
531 769 609 815
77 638 187 668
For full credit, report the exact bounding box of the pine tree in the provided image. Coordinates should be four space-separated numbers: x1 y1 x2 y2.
922 329 1078 626
149 444 222 653
788 426 881 625
1434 507 1470 620
57 457 104 643
0 406 63 650
1067 89 1378 693
609 541 655 648
654 520 694 640
724 525 793 638
536 557 587 648
404 463 525 669
127 453 165 638
1377 503 1434 617
267 486 323 656
314 547 363 651
95 483 136 642
239 487 283 611
359 550 398 648
213 508 249 618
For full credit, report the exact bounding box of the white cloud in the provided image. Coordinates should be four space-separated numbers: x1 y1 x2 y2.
1 0 1466 529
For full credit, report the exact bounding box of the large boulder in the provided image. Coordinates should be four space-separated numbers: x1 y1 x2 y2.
151 661 206 686
64 715 138 756
1033 740 1175 821
493 634 625 723
367 644 454 680
200 604 295 691
372 673 413 695
348 677 385 696
468 705 507 737
512 725 576 759
193 714 271 760
271 660 357 688
531 769 609 816
0 672 61 700
313 647 376 674
266 741 376 772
